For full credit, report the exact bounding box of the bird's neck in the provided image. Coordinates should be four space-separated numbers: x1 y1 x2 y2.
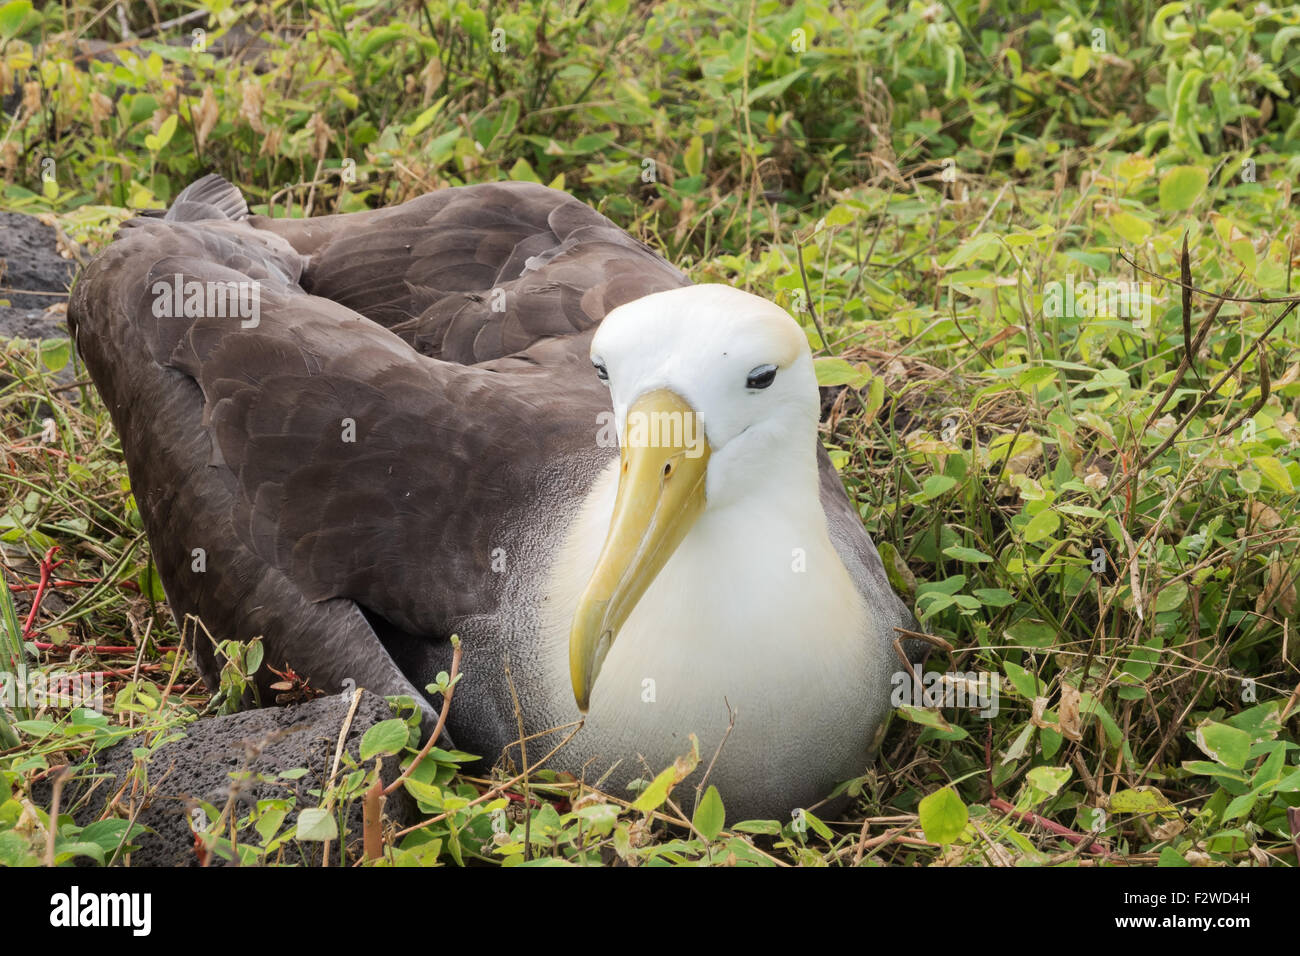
542 454 869 721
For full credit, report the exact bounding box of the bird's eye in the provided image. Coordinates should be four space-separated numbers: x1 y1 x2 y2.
592 359 609 382
746 364 778 389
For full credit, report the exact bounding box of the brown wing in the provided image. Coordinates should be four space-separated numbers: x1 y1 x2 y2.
69 176 687 697
249 180 688 363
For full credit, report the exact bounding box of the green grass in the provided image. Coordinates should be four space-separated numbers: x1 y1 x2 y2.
1 0 1298 865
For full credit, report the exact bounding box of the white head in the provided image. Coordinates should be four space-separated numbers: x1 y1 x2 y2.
569 284 825 708
589 284 820 509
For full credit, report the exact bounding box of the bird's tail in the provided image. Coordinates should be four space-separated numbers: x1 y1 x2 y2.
132 172 249 223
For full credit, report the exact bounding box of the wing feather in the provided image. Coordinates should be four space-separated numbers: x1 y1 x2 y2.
71 179 685 644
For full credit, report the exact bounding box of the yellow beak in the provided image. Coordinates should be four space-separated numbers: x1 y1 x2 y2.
569 389 710 711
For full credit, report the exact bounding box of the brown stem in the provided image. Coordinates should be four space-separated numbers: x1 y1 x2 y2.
363 775 385 862
383 640 463 798
1109 299 1297 500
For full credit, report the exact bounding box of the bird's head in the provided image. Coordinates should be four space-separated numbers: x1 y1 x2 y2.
569 284 820 710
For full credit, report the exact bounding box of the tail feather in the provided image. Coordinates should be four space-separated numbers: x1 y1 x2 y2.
165 173 249 222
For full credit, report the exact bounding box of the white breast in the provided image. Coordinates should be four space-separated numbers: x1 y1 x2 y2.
537 460 891 814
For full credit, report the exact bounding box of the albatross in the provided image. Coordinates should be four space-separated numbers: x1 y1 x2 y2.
69 174 922 820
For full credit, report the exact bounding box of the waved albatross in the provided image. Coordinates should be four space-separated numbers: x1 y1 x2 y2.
69 175 923 820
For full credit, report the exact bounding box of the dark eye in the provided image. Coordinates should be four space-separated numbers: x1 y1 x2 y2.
592 359 608 382
746 364 777 389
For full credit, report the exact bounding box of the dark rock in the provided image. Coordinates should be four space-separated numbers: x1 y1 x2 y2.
0 210 74 340
0 304 63 340
54 690 419 866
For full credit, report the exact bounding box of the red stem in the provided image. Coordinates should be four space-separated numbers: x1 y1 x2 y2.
9 577 141 593
6 445 86 461
989 798 1112 857
19 546 66 643
32 641 182 654
72 665 164 678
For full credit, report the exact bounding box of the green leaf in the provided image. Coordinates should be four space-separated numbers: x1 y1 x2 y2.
692 785 725 842
897 705 954 731
631 765 676 814
973 588 1015 607
507 158 541 183
823 203 855 227
39 338 70 372
1026 765 1072 800
1003 662 1041 699
1251 455 1294 492
255 805 290 846
1017 366 1057 390
1110 211 1152 244
1194 720 1251 770
860 373 885 421
877 540 916 599
1005 618 1058 648
1109 787 1175 814
1271 27 1300 62
1153 580 1188 613
1002 722 1035 763
144 113 178 153
920 575 967 597
295 807 338 841
1078 690 1122 746
137 564 167 600
1230 238 1255 275
912 597 958 627
0 712 20 751
800 809 834 841
943 545 991 563
946 233 1000 268
15 720 54 738
918 787 968 845
1206 8 1246 31
1064 250 1110 272
403 778 444 810
1181 760 1248 784
575 802 619 837
359 25 404 60
1022 508 1060 543
920 475 958 500
458 7 488 45
1221 792 1257 821
54 839 105 866
243 638 263 676
732 819 782 835
360 718 410 760
0 1 34 38
683 135 704 178
1158 847 1190 866
333 86 359 110
1157 165 1208 211
0 830 38 866
406 97 448 137
1070 46 1090 80
746 68 807 103
813 357 870 388
1273 768 1300 792
79 818 137 854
